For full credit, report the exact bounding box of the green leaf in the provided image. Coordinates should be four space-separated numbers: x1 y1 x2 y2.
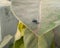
9 37 24 48
24 28 54 48
15 37 24 48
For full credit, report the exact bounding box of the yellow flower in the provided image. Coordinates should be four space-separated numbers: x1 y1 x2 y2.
17 21 26 36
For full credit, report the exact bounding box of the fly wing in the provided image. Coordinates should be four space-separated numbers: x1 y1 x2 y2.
11 0 40 32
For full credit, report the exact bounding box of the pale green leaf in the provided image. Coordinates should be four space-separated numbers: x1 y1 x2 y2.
24 29 54 48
